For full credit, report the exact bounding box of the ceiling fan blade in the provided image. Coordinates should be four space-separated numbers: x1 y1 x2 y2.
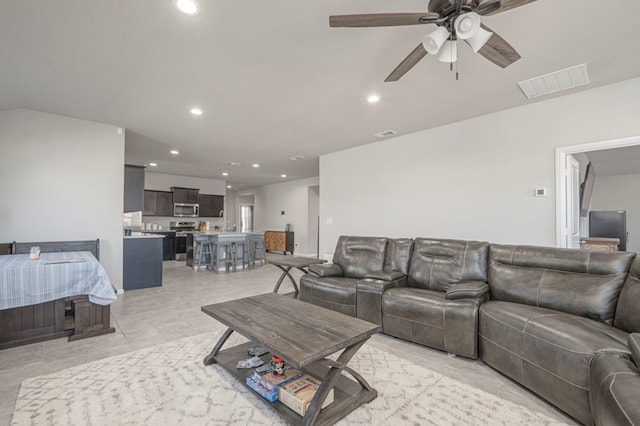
385 43 428 82
476 0 501 15
479 0 537 16
473 24 521 68
330 12 439 28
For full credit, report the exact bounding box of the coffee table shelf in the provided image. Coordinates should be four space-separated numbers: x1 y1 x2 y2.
202 293 380 426
213 341 376 426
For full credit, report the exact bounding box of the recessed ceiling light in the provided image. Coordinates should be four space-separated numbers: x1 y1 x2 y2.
252 164 260 168
227 185 232 189
290 155 305 161
170 150 179 155
281 174 287 178
149 163 158 167
226 162 240 166
175 0 200 16
367 94 380 103
190 107 203 116
222 172 229 176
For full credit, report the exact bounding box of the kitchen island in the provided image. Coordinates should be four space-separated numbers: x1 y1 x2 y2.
186 232 264 271
123 232 164 290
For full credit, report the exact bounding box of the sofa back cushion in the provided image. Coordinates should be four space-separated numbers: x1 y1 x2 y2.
332 236 388 279
489 244 635 325
384 238 414 275
615 255 640 332
407 238 489 292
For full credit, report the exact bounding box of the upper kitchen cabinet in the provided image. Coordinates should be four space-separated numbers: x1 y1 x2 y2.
171 187 199 204
143 190 173 216
124 165 145 212
199 194 224 217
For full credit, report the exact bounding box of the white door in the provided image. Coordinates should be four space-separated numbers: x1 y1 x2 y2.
564 155 581 248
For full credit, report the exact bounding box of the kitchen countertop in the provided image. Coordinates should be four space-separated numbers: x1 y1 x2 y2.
187 231 264 236
124 232 166 239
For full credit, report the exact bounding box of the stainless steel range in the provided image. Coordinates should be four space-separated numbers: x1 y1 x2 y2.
170 221 196 260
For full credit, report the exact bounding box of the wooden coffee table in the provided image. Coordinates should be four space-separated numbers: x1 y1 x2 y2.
201 293 380 426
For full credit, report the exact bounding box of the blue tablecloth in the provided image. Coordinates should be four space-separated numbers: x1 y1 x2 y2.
0 251 117 310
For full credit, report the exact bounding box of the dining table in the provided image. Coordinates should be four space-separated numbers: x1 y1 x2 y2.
0 250 116 310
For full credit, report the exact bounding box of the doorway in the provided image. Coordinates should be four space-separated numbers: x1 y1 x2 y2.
240 204 253 233
556 135 640 247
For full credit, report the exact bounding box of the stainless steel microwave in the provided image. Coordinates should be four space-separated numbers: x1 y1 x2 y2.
174 203 199 217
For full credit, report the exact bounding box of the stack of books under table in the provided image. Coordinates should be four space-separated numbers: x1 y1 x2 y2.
246 368 334 416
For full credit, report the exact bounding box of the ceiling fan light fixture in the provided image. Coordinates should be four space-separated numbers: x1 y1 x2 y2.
175 0 200 16
466 27 493 52
454 12 481 40
422 26 450 55
437 40 457 63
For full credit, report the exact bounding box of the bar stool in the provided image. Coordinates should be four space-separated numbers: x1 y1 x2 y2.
232 239 251 271
249 235 266 268
194 237 213 272
210 240 234 273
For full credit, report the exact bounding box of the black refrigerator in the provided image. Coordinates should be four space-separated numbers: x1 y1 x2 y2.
589 210 627 251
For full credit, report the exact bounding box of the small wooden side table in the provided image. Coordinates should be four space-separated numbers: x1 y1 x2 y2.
579 237 620 252
268 256 327 293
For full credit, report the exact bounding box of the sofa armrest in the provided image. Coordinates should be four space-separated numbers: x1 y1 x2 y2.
445 281 489 300
629 333 640 367
590 351 640 425
365 270 405 281
356 276 406 325
308 263 344 277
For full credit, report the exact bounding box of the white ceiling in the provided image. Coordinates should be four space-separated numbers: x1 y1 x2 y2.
2 0 640 189
587 145 640 177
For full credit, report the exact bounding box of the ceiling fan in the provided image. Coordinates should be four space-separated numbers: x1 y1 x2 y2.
330 0 537 81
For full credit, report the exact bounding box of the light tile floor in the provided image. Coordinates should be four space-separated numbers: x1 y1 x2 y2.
0 257 577 425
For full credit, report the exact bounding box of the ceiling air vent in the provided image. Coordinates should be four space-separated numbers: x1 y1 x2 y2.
374 130 397 138
518 64 590 99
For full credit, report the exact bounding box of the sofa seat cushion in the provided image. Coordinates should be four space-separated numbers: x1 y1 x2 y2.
382 287 481 359
479 300 630 424
298 275 358 317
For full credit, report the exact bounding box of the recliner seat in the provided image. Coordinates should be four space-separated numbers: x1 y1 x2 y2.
381 238 489 359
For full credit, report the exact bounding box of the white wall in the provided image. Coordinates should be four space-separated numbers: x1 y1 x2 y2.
319 77 640 257
590 174 640 252
240 177 320 255
0 109 125 290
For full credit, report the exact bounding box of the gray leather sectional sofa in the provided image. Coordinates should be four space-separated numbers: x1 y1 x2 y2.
298 236 640 425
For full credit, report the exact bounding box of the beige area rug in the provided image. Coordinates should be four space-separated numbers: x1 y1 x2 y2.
12 331 570 425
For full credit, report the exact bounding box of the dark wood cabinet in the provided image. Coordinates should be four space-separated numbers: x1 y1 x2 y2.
143 231 177 260
143 190 173 216
199 194 224 217
124 165 145 212
156 191 173 216
264 231 294 255
172 187 199 204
